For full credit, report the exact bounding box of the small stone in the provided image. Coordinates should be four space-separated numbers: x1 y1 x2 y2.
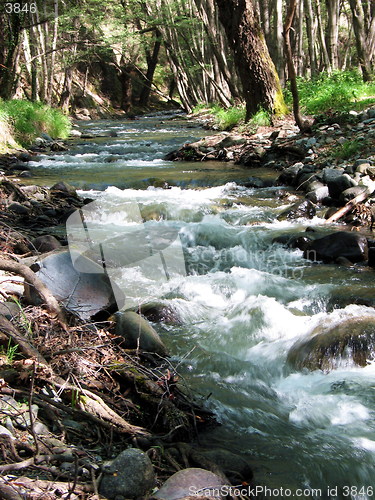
0 425 15 439
8 202 29 215
337 136 347 145
31 235 62 253
114 311 168 356
99 448 156 500
355 159 373 167
356 163 371 174
154 468 228 500
50 181 77 197
34 422 50 436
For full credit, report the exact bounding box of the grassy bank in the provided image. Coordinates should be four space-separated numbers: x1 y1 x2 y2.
0 99 71 153
192 70 375 131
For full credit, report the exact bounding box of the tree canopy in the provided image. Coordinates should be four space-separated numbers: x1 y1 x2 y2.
0 0 373 117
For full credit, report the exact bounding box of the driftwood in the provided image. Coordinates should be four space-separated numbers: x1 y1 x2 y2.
325 189 369 224
0 257 67 327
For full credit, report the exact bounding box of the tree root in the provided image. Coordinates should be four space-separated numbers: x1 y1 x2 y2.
0 257 68 327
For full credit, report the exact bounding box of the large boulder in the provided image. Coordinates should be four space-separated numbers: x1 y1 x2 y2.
114 310 168 356
154 468 228 500
327 174 356 200
25 251 121 319
303 231 368 263
287 316 375 371
278 200 316 221
99 448 155 499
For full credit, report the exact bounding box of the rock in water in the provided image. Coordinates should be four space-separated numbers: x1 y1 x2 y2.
114 310 168 356
154 468 228 499
303 231 368 263
99 448 155 499
277 200 316 221
287 316 375 371
24 250 121 320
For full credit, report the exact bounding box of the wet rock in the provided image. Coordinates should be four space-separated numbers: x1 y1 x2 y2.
30 235 62 253
50 181 77 197
327 286 375 309
339 186 367 204
327 174 356 200
8 202 29 215
25 251 121 320
272 233 312 250
114 311 168 355
242 177 268 188
18 152 32 162
69 129 82 138
154 468 228 500
305 185 329 203
278 200 316 221
287 316 375 371
99 448 155 500
303 231 368 263
195 448 253 483
277 163 304 186
322 167 344 184
139 302 181 325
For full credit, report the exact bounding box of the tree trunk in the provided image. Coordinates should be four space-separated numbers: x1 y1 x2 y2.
0 13 22 99
139 29 162 106
325 0 340 70
349 0 372 82
315 0 331 72
304 0 318 76
283 0 308 132
214 0 286 119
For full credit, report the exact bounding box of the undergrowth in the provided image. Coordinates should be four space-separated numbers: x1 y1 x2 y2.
0 99 71 147
192 102 271 131
285 70 375 114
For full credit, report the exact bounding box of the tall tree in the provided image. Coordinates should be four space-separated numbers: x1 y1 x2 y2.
214 0 286 119
349 0 373 81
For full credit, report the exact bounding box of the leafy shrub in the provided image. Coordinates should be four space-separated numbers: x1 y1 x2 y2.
286 70 375 114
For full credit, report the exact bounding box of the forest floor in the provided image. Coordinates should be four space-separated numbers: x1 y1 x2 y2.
0 104 374 498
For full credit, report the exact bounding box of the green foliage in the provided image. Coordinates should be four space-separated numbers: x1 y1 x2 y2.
287 70 375 114
332 139 365 160
0 339 19 364
250 108 271 126
212 104 246 130
0 99 71 147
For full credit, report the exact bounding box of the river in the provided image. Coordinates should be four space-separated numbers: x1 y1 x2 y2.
28 112 375 497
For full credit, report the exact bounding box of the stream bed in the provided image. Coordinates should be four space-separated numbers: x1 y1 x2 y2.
28 112 375 497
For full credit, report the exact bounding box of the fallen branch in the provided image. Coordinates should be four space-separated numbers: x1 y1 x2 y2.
0 257 68 327
325 189 370 224
0 315 48 364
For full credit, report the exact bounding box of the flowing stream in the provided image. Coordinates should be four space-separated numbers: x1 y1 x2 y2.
29 112 375 496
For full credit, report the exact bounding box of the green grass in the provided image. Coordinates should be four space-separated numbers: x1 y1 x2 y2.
285 70 375 115
0 99 71 147
332 138 367 160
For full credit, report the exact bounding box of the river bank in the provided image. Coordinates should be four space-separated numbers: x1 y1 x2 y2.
1 109 375 498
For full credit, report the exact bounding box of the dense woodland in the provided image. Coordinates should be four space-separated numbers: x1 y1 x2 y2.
0 0 374 120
